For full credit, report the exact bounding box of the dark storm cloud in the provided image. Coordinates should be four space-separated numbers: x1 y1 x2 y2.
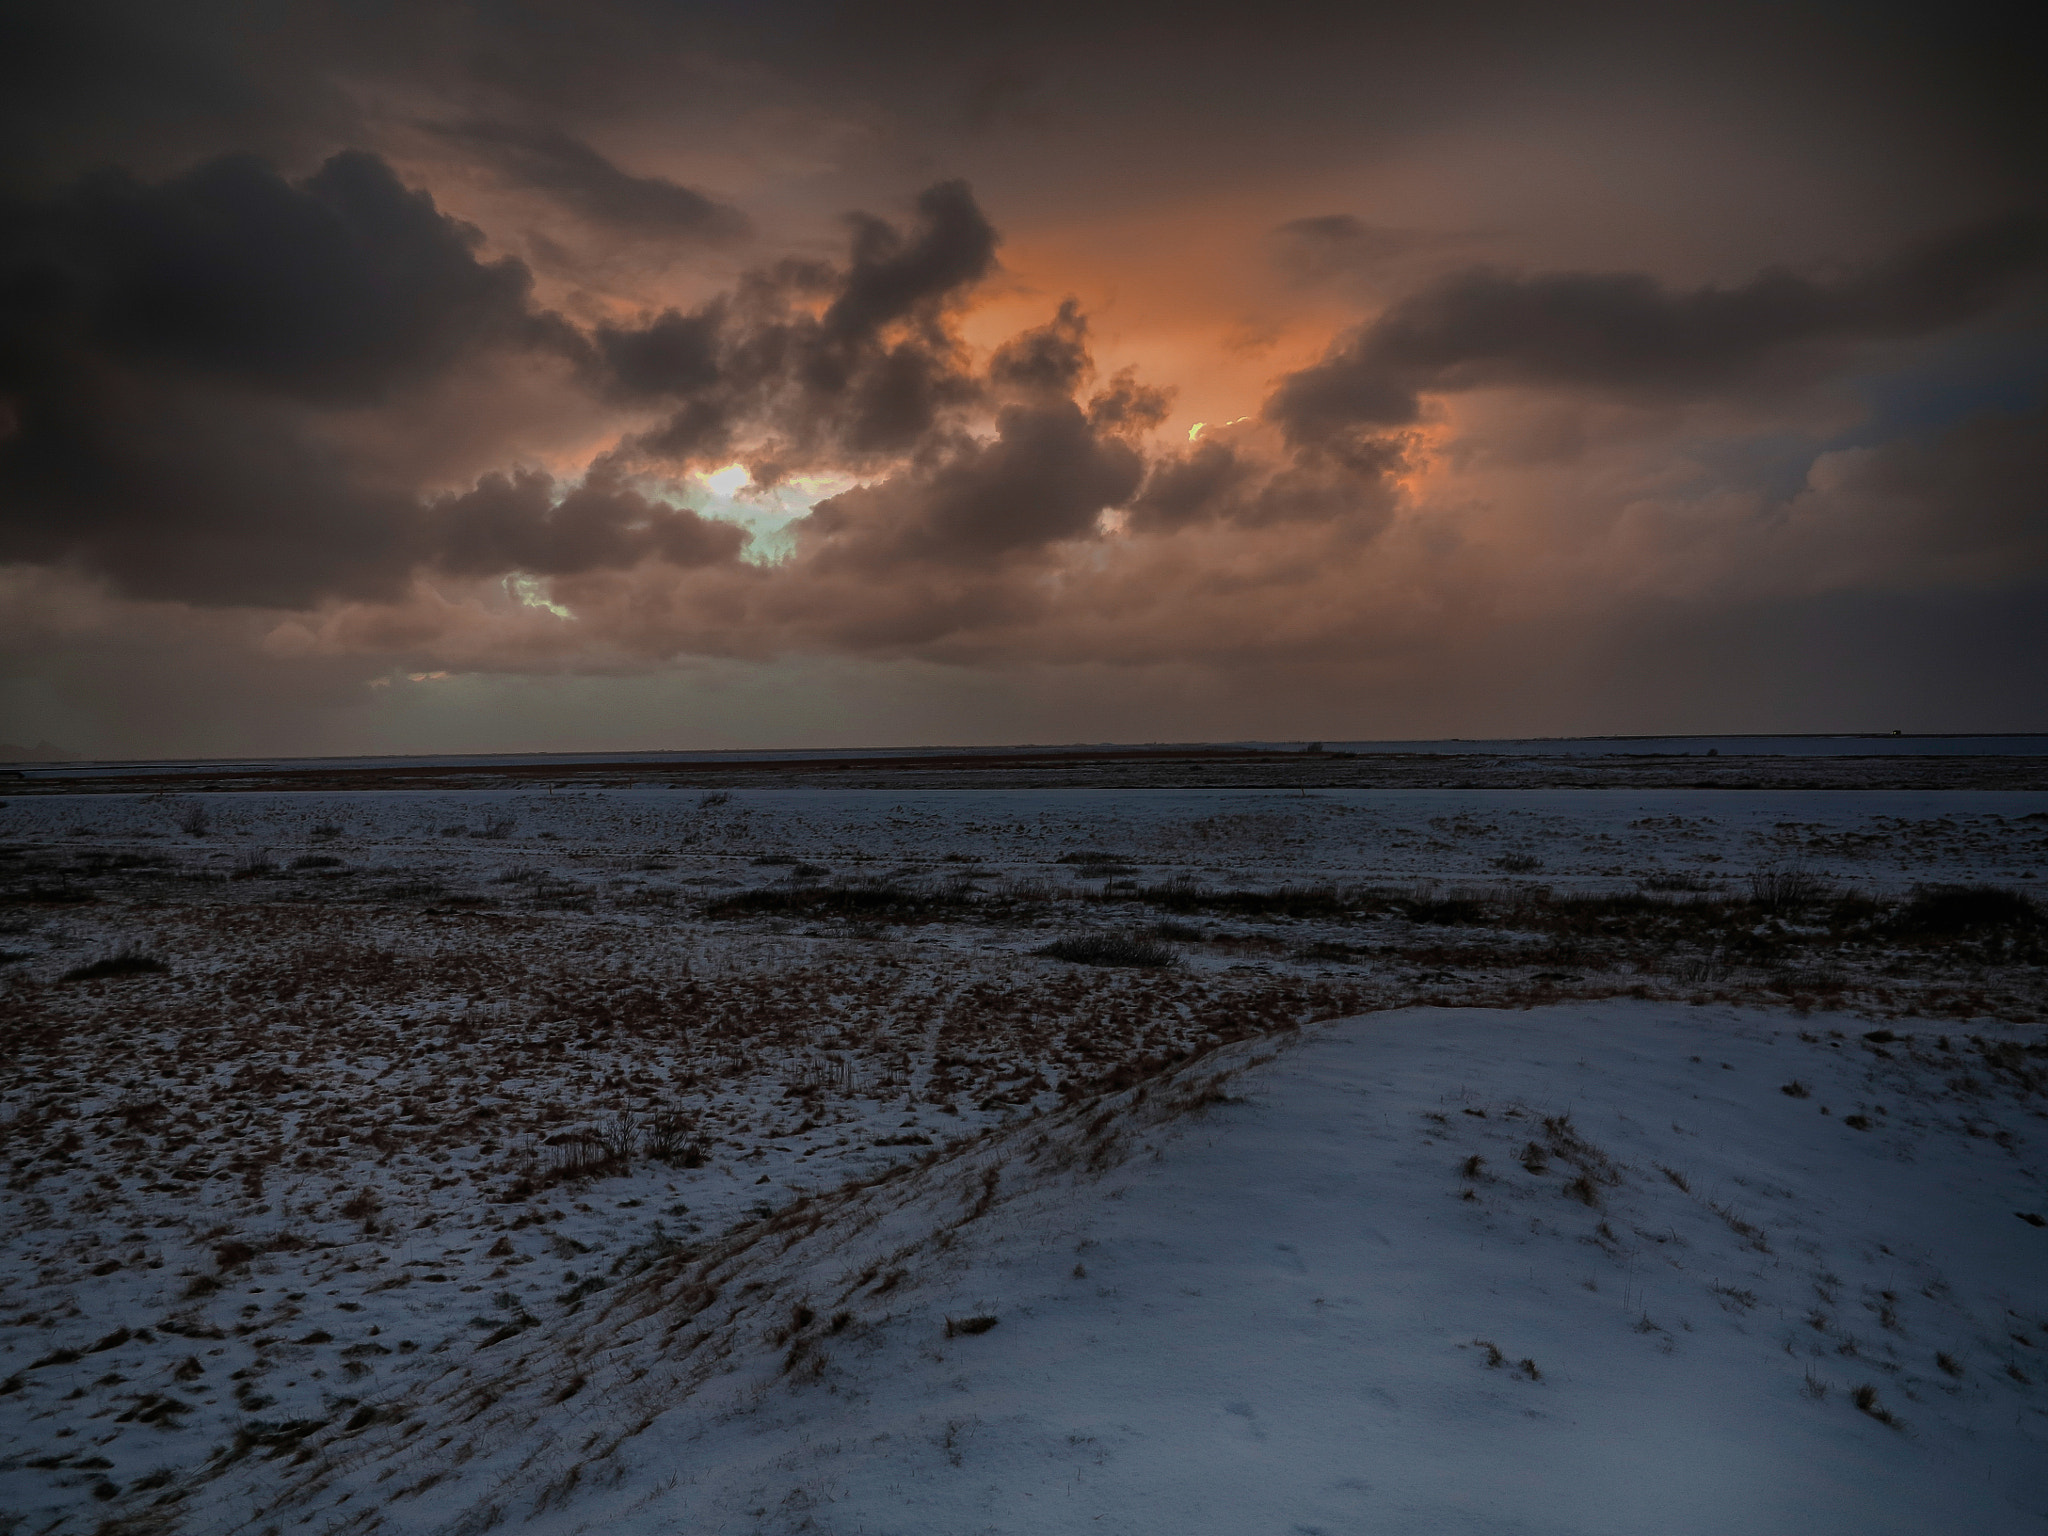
0 143 1097 611
980 299 1178 443
989 299 1092 395
1269 215 2048 443
800 401 1142 569
823 181 999 342
1083 372 1174 437
0 150 544 605
1126 437 1403 535
3 150 554 404
1126 441 1253 531
428 469 747 577
429 120 749 240
0 148 752 605
606 181 1000 472
595 307 723 399
0 375 420 608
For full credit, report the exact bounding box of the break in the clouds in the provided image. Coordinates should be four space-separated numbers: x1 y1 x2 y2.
1 0 2043 754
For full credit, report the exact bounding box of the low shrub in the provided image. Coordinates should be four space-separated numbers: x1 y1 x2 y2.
380 879 447 901
61 948 167 982
1394 894 1490 926
706 882 968 919
1749 867 1831 909
1036 932 1178 967
1892 884 2041 936
1136 881 1354 918
5 884 98 905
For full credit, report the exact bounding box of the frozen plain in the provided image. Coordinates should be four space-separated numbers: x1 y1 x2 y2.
1 782 2044 1533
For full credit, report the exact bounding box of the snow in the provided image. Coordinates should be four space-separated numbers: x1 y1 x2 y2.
4 783 2046 895
2 783 2042 1532
186 1002 2048 1534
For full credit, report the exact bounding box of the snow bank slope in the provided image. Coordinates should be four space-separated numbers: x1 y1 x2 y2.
817 1002 2045 1536
208 1003 2047 1536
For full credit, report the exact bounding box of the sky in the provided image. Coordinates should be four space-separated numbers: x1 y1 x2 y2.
1 0 2044 759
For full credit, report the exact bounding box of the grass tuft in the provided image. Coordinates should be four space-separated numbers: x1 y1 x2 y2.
1035 932 1178 967
1893 884 2041 936
1852 1382 1901 1427
61 948 167 982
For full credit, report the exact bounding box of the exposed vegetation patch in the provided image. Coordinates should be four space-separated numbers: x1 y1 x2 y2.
59 949 167 982
706 881 973 918
1036 933 1179 967
1892 884 2042 937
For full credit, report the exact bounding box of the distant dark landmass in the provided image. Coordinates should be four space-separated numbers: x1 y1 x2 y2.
5 736 2046 794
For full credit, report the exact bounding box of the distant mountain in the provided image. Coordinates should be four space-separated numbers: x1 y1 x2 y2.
0 741 81 763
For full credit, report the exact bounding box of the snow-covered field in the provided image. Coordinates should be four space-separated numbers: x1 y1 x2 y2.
2 786 2043 1532
184 1002 2048 1536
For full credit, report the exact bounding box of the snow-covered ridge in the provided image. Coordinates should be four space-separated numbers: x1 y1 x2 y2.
186 1003 2048 1535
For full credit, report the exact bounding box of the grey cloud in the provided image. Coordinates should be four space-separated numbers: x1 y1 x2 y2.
800 401 1142 569
4 150 552 405
1126 437 1401 535
1085 371 1174 436
609 182 1000 473
989 299 1092 395
431 119 749 240
1788 404 2048 584
429 469 746 577
0 149 768 606
0 149 591 606
0 149 1131 612
1126 441 1254 531
822 180 998 343
0 375 743 609
1268 215 2048 444
595 306 723 398
632 398 736 464
0 377 421 607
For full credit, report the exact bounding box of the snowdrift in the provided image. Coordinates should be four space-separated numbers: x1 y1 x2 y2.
183 1002 2046 1536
